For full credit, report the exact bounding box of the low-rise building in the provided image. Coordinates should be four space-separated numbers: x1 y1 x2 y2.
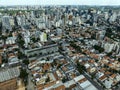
0 67 20 90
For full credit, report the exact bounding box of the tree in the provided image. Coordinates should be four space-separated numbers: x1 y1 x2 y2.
107 52 113 57
6 29 9 34
36 38 40 42
31 37 36 42
70 42 82 53
62 77 68 83
93 45 104 53
53 60 57 66
118 58 120 62
19 68 28 79
12 26 16 31
14 48 19 51
8 31 13 37
19 69 28 86
77 63 86 74
17 33 25 47
91 73 96 79
22 60 29 65
19 39 25 47
45 76 50 83
2 58 8 63
1 35 7 44
18 51 23 59
104 64 109 68
95 59 99 62
57 63 62 69
34 53 37 57
19 68 28 86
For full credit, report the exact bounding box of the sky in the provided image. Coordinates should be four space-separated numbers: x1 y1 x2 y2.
0 0 120 6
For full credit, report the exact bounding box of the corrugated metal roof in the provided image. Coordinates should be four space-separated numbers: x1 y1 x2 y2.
0 67 20 82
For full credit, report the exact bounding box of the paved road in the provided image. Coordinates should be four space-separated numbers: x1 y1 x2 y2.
83 72 103 90
27 74 35 90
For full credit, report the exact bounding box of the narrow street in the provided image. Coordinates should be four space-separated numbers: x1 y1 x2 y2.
64 54 103 90
27 74 35 90
83 72 103 90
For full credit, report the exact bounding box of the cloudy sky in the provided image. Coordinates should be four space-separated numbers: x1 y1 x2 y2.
0 0 120 5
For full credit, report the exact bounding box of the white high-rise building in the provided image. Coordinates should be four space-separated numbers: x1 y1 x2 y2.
56 21 60 27
36 17 46 29
109 12 117 22
104 43 114 53
9 17 15 26
87 15 91 20
17 15 26 26
113 42 120 54
22 30 30 46
104 12 109 20
31 11 35 18
24 36 30 46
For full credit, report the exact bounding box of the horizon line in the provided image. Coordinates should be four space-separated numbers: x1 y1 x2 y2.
0 4 120 6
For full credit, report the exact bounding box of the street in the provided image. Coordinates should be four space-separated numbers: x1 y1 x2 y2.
27 74 35 90
63 54 103 90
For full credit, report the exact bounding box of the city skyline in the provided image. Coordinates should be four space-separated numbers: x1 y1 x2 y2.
0 4 120 90
0 0 120 6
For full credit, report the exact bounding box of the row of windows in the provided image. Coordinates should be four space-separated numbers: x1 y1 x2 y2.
27 47 58 58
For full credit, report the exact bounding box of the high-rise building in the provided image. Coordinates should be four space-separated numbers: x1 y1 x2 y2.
9 17 15 26
0 67 20 90
17 15 26 26
2 16 12 30
56 28 62 36
104 43 114 53
40 32 47 42
104 12 109 20
109 12 117 22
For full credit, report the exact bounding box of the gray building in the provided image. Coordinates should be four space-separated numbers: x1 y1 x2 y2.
2 16 12 30
24 43 59 60
0 67 20 82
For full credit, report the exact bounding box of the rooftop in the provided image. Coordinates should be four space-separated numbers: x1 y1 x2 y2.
0 67 20 82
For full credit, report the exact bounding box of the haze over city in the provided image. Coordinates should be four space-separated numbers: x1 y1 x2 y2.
0 0 120 6
0 0 120 90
